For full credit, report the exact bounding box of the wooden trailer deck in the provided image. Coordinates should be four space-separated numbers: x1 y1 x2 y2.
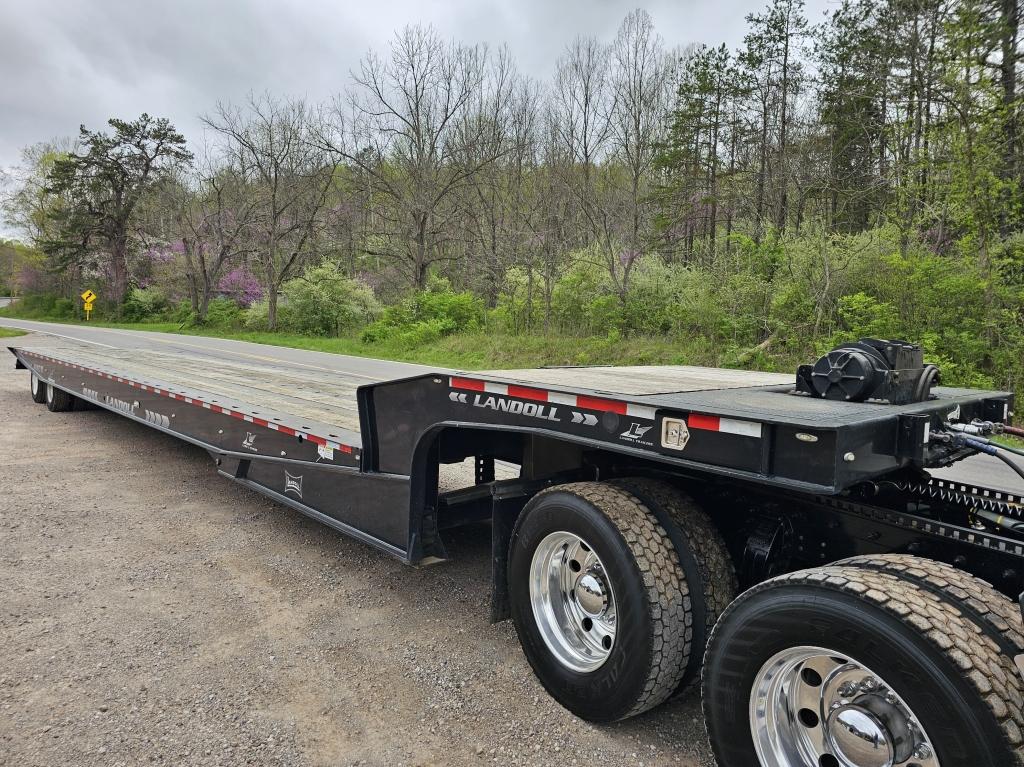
11 337 800 444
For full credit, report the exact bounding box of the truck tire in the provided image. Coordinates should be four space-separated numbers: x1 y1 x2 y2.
508 481 690 722
703 565 1024 767
612 477 736 695
45 383 76 412
30 372 47 403
836 553 1024 659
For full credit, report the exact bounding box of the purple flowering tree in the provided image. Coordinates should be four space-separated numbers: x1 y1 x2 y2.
217 267 263 307
170 163 262 321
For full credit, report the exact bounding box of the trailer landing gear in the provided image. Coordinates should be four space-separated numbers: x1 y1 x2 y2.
702 564 1024 766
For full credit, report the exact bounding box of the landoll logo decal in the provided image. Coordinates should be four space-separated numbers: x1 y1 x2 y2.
242 432 257 452
472 394 560 421
620 423 653 442
284 471 303 498
103 395 136 415
450 391 561 422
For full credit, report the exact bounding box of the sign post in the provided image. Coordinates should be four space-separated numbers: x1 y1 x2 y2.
81 289 97 321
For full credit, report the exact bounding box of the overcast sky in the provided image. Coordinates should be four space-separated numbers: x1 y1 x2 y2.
0 0 835 174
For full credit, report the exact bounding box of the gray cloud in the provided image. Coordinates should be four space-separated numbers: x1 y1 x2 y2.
0 0 835 171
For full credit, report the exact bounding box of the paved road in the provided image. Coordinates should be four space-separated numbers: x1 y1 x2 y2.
0 297 15 307
0 317 443 382
3 317 1020 493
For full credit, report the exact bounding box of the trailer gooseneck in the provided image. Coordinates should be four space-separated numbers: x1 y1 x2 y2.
11 336 1024 766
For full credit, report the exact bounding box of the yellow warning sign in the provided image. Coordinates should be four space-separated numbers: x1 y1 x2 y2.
80 289 96 303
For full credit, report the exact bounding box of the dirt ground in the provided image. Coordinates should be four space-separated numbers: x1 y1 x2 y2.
0 355 714 767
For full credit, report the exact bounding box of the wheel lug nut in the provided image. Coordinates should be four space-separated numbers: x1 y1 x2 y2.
915 744 932 759
885 692 898 705
838 682 856 697
859 676 877 691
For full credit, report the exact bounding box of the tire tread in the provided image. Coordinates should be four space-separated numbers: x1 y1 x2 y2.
836 553 1024 654
533 481 691 717
612 477 736 693
706 565 1024 761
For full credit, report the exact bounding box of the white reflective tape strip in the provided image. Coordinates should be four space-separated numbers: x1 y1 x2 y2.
484 382 508 395
625 404 657 420
718 418 762 438
267 423 279 431
548 392 576 406
243 415 253 422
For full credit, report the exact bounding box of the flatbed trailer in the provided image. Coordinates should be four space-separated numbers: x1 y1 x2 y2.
10 336 1024 767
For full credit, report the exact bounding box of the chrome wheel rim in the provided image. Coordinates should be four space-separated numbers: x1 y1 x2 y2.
750 646 939 767
31 373 40 396
45 382 53 403
529 531 616 672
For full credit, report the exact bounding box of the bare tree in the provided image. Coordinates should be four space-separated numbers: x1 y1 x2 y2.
607 10 671 290
322 25 511 288
551 15 670 303
204 94 338 329
554 36 615 197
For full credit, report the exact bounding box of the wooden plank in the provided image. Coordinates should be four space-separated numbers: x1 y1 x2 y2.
476 365 791 395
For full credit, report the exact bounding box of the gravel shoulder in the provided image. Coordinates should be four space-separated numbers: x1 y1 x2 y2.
0 349 713 767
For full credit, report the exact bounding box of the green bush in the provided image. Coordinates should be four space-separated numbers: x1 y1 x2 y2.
121 288 168 322
3 293 60 318
54 298 75 318
243 297 293 331
203 297 244 328
280 262 380 336
168 300 195 324
362 278 481 344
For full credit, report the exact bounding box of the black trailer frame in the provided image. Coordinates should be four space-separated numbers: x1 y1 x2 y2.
15 338 1024 766
12 343 1024 602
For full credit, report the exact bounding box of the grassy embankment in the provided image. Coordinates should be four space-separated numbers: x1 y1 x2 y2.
0 313 751 371
0 327 26 338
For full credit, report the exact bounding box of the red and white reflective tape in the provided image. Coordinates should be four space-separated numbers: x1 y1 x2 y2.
450 376 658 420
23 351 355 454
687 413 763 439
449 375 763 438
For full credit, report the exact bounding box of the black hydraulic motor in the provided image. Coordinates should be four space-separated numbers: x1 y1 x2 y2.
795 338 939 404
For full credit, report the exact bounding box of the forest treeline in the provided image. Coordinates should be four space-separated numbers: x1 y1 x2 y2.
1 0 1022 389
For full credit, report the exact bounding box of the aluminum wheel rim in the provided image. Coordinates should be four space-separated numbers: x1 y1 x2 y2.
31 373 40 396
529 531 616 673
750 646 940 767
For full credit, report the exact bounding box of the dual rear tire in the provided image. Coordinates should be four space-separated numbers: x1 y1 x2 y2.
508 481 1024 766
702 558 1024 766
45 381 76 412
31 372 76 411
508 479 734 722
29 371 47 403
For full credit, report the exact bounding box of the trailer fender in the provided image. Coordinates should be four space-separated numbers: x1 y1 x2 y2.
405 422 601 561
